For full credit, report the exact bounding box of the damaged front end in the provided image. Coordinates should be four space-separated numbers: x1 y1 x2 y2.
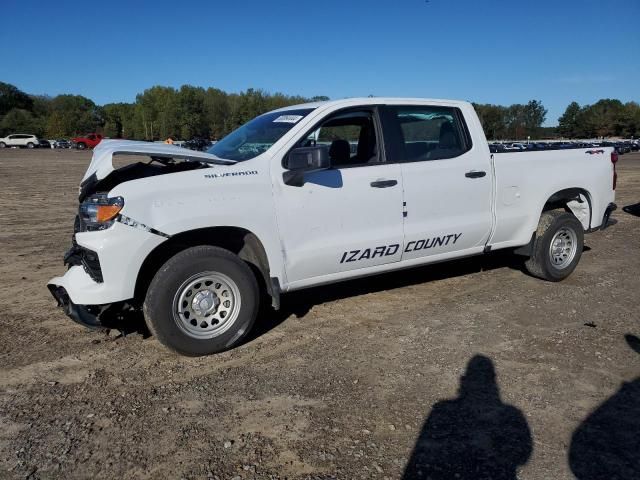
78 139 235 201
49 140 235 330
47 284 106 329
47 284 141 331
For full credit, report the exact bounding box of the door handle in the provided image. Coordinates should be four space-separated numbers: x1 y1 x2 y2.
465 170 486 178
370 179 398 188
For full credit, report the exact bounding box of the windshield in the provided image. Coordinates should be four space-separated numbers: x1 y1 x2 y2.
207 108 314 161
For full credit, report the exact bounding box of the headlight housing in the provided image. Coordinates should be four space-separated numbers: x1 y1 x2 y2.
79 194 124 231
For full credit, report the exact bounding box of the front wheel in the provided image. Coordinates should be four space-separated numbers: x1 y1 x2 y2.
525 211 584 281
0 142 6 148
76 142 86 150
143 246 259 356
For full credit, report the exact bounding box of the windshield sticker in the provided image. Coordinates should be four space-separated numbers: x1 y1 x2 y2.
273 115 303 124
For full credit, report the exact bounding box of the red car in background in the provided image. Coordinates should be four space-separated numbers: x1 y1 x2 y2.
71 133 103 150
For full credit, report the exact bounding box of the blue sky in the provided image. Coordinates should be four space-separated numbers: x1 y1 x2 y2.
0 0 638 125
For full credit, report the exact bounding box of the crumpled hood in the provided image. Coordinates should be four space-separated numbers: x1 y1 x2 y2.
82 139 235 182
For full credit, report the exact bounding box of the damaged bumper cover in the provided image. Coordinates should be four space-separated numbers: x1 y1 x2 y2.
47 222 167 326
587 202 617 233
48 284 105 329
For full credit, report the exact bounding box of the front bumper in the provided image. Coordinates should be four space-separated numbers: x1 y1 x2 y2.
48 284 105 329
47 221 167 306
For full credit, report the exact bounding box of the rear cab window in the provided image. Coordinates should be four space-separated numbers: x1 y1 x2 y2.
381 105 472 162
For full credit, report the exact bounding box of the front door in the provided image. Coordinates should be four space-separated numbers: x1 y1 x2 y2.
274 108 404 285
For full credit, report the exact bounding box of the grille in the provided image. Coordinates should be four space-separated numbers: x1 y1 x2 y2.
64 240 103 283
81 249 103 283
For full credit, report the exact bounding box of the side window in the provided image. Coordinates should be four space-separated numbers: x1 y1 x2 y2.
296 110 380 168
383 106 471 162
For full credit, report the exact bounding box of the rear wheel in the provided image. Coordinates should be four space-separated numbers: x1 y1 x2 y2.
27 142 35 148
143 246 259 356
76 142 86 150
525 211 584 281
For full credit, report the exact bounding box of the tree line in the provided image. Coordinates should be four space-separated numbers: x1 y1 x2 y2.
557 99 640 139
0 81 328 141
473 99 640 140
0 81 637 140
472 100 548 140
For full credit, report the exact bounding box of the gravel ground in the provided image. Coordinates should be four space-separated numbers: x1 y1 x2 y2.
0 148 638 480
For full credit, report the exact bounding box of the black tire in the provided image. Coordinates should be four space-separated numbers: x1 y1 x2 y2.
525 211 584 281
27 142 35 149
0 142 6 148
76 142 86 150
143 246 259 356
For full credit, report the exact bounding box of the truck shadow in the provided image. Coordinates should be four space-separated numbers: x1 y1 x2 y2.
106 246 593 344
402 354 532 479
249 249 531 341
568 334 640 479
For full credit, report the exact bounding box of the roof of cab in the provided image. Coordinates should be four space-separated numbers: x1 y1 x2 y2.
271 97 471 113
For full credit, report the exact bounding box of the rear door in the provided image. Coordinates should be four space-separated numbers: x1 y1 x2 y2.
380 104 493 261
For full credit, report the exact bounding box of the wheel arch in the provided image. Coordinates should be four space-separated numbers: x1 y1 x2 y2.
516 187 592 257
542 187 593 230
134 226 278 308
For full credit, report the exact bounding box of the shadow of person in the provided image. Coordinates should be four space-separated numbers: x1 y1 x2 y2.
568 334 640 479
622 202 640 217
403 355 532 480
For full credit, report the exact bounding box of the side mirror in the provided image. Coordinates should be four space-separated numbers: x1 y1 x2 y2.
287 145 330 170
283 146 331 187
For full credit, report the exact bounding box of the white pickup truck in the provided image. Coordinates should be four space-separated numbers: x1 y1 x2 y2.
47 98 617 356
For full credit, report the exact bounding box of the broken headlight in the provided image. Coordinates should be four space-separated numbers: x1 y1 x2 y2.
79 194 124 231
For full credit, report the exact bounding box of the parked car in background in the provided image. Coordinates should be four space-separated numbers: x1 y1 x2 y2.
53 139 72 149
72 133 103 150
602 142 627 155
182 137 212 151
0 134 39 148
38 139 51 149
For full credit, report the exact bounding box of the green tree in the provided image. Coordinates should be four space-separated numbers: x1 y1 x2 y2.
0 82 33 116
103 102 138 138
135 86 180 140
506 104 526 139
203 87 229 140
558 102 581 137
45 94 103 137
579 99 624 137
177 85 207 139
616 102 640 138
0 108 44 136
523 100 547 138
473 103 508 139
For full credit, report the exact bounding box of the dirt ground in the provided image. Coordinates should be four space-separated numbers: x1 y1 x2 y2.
0 148 638 480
